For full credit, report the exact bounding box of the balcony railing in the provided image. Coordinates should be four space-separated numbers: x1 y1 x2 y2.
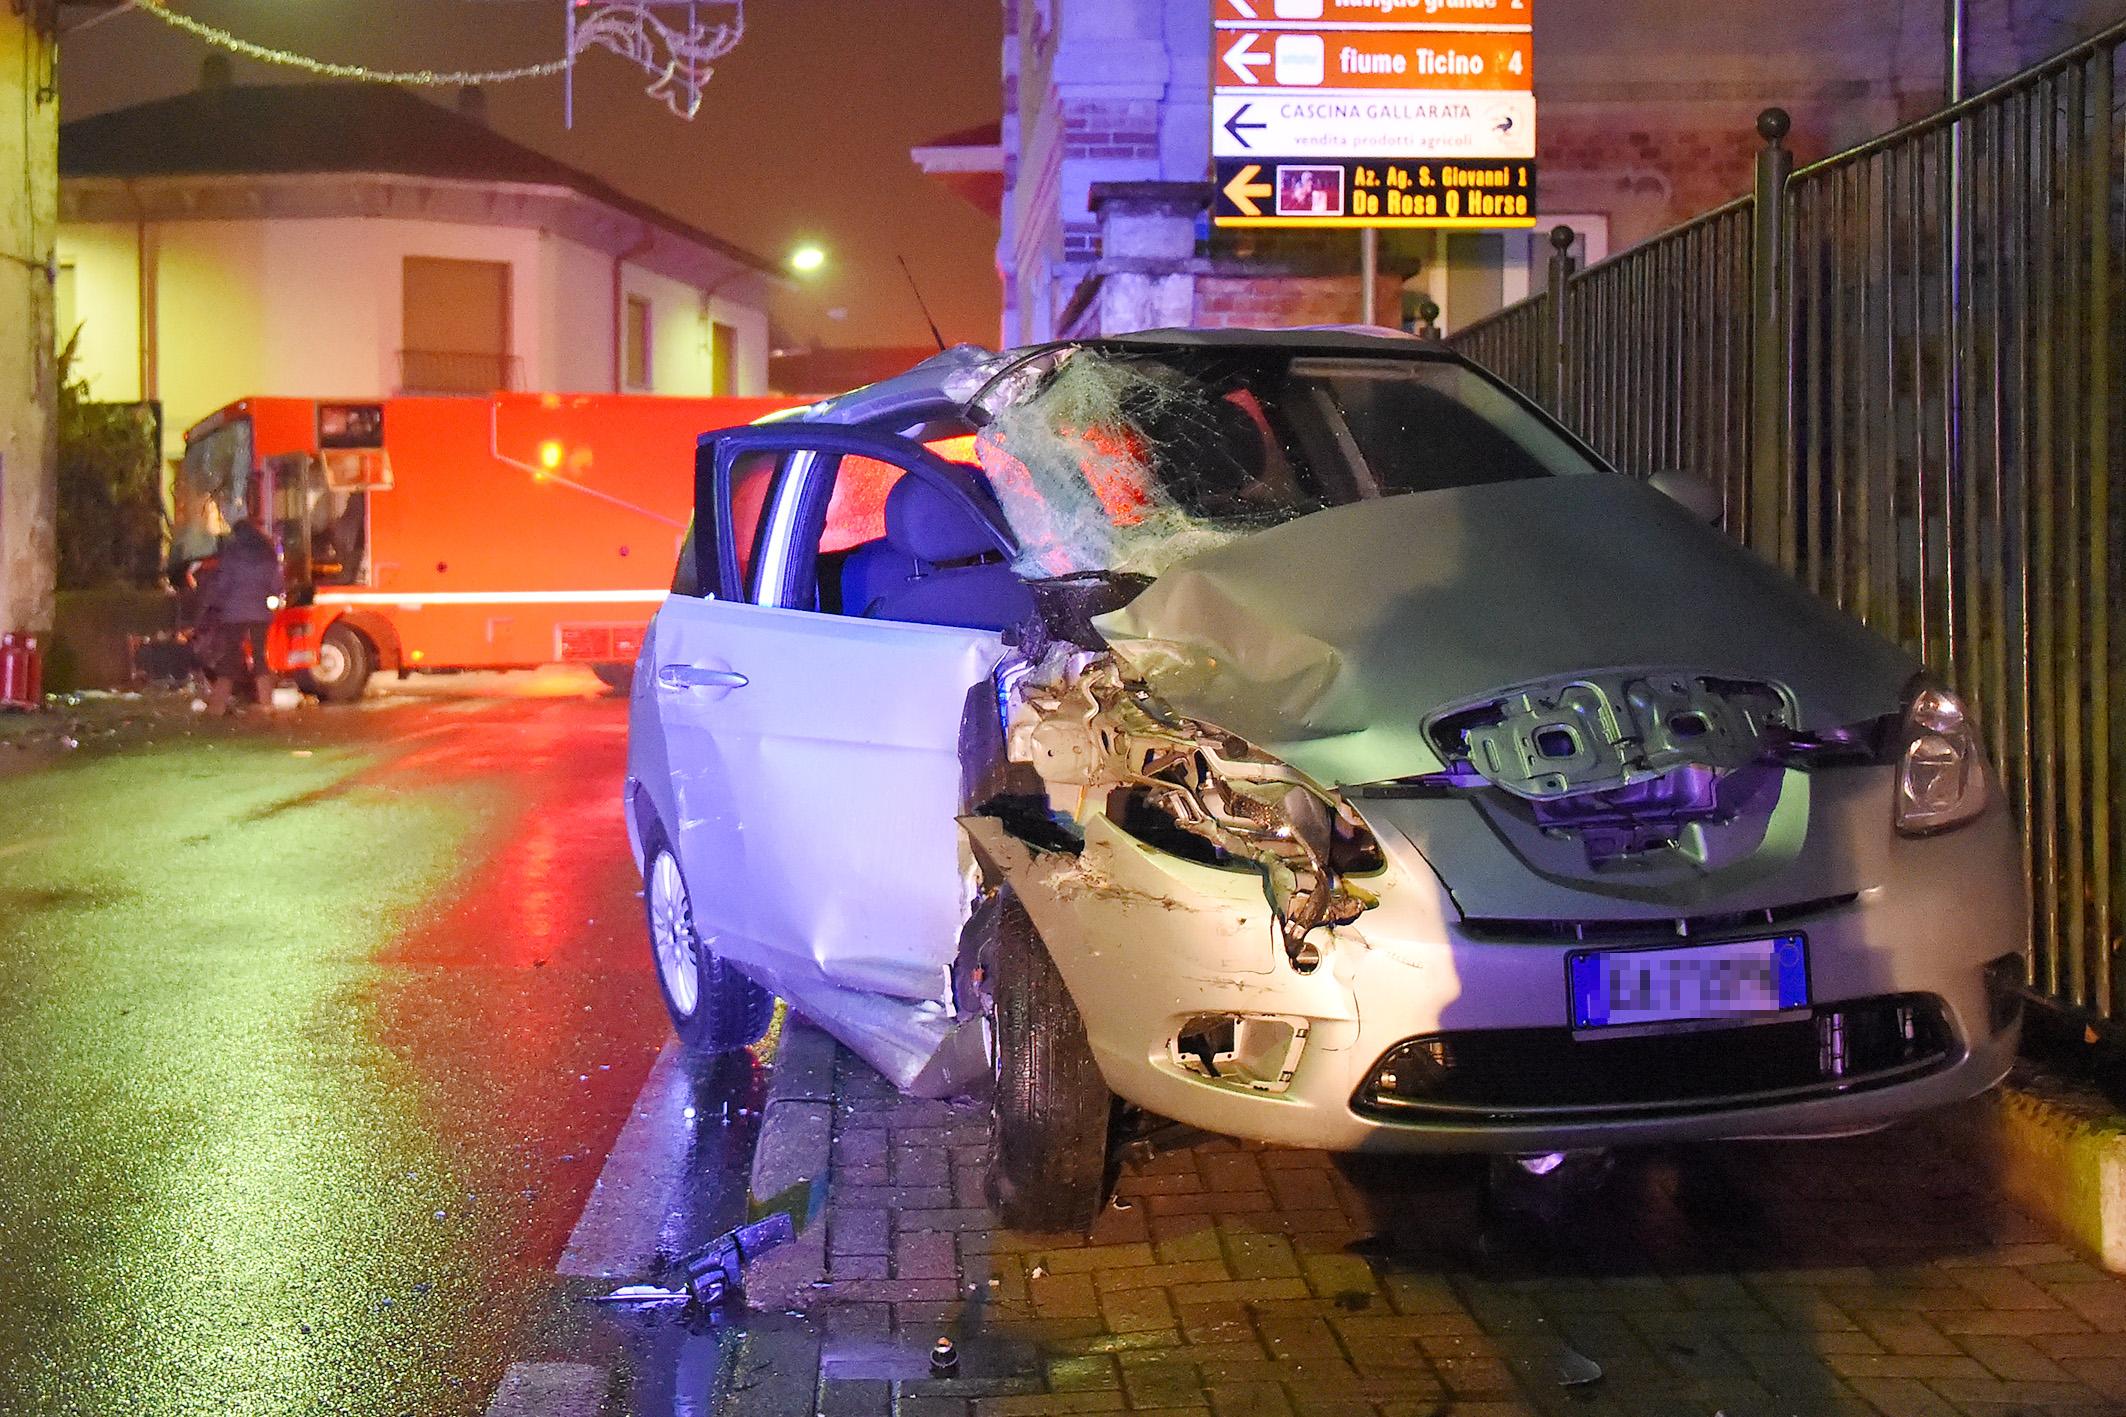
397 349 522 395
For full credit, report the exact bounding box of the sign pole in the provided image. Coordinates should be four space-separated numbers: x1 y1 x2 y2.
1359 228 1378 326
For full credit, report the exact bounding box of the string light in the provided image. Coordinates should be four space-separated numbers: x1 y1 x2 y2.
136 2 573 86
132 2 747 124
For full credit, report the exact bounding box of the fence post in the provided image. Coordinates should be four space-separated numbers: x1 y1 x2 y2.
1748 108 1794 563
1547 224 1578 415
2086 53 2115 1016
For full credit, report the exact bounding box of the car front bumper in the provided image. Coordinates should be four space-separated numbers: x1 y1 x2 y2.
967 775 2027 1156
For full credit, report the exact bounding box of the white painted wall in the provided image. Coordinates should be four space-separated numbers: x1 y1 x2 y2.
539 232 615 396
56 221 139 399
58 210 772 456
619 263 771 398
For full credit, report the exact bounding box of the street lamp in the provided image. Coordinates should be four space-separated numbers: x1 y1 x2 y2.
788 244 827 276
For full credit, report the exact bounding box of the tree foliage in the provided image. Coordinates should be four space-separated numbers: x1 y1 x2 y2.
56 337 164 590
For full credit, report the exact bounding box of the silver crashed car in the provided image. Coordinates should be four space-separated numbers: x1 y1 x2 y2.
624 329 2027 1230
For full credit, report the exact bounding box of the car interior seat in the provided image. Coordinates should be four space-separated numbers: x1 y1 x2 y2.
837 531 919 618
859 475 1033 632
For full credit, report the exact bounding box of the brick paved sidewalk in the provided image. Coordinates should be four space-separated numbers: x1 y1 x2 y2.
784 1040 2126 1417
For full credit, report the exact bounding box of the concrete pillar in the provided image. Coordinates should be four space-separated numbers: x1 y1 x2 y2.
1 4 58 637
1086 180 1210 335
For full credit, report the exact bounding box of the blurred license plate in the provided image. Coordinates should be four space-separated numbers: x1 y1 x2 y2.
1569 935 1808 1031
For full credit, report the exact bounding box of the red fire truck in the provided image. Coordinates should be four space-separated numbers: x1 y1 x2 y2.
175 393 791 701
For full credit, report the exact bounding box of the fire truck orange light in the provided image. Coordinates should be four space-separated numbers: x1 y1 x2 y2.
538 440 565 471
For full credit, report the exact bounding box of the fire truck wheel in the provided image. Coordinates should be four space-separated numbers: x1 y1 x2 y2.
642 834 775 1055
302 622 374 704
591 662 634 693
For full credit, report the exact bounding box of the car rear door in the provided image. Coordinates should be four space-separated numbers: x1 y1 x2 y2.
649 425 1015 1005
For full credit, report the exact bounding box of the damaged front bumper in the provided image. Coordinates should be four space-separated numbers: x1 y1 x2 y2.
969 650 2026 1155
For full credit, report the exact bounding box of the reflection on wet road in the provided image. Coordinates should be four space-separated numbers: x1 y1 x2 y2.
0 685 755 1415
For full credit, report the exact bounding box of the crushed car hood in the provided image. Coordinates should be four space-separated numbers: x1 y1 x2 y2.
1092 475 1918 788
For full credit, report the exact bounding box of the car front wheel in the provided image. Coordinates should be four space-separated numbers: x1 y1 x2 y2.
643 839 775 1054
988 890 1113 1232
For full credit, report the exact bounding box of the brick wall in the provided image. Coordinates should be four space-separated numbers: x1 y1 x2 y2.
1192 274 1380 332
1062 97 1161 164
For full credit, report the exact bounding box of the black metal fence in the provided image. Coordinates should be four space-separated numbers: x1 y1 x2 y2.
1450 19 2126 1023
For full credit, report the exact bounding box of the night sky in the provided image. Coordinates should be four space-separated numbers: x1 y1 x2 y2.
59 0 1004 348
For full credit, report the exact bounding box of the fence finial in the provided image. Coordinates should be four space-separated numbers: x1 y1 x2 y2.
1549 225 1577 255
1756 107 1791 146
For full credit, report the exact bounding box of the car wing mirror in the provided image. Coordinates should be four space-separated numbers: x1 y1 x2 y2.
1648 470 1723 524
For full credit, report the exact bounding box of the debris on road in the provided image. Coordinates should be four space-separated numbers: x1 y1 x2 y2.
588 1284 691 1309
595 1213 797 1316
1553 1344 1603 1387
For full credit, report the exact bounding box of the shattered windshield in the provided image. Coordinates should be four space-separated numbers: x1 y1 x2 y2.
972 346 1597 578
173 419 253 563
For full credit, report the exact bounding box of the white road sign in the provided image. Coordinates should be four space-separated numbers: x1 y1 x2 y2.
1213 91 1535 160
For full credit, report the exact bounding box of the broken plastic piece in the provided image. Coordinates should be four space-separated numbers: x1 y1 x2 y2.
590 1284 691 1308
644 1212 799 1310
1553 1345 1603 1386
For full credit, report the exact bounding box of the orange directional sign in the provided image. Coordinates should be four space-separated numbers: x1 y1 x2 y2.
1219 30 1530 91
1212 0 1537 227
1215 0 1533 29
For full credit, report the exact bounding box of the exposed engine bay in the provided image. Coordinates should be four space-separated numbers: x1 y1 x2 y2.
998 645 1384 969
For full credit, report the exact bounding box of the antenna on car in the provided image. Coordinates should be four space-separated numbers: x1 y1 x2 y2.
897 256 948 353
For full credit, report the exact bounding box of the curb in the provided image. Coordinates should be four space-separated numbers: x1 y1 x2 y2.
741 1012 838 1310
1974 1067 2126 1273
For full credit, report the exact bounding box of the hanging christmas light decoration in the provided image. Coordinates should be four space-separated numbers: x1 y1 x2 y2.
135 2 572 84
566 2 745 125
128 1 747 125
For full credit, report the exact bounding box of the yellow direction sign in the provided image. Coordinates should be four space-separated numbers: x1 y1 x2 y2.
1222 163 1276 217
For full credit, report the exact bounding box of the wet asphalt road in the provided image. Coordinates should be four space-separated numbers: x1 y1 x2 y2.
0 675 757 1416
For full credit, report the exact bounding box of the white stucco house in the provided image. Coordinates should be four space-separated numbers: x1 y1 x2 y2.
58 78 782 456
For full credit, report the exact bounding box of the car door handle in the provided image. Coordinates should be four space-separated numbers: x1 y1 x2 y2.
657 665 750 691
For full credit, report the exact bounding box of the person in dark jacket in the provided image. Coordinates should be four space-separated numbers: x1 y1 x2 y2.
194 518 285 714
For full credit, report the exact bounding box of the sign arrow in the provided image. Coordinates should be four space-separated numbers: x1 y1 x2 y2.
1222 33 1270 85
1222 163 1273 217
1222 102 1267 150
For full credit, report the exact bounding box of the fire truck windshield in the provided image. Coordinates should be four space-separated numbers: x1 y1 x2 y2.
174 418 253 565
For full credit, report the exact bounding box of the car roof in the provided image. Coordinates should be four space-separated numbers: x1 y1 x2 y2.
1101 325 1455 356
802 326 1463 428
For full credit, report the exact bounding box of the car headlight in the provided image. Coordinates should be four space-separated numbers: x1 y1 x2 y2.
1895 682 1987 835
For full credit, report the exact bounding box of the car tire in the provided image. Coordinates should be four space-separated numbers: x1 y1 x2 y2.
301 621 373 704
641 832 775 1055
591 661 634 693
988 889 1113 1232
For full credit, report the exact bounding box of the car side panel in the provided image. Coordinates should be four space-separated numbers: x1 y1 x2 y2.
651 592 1007 1003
